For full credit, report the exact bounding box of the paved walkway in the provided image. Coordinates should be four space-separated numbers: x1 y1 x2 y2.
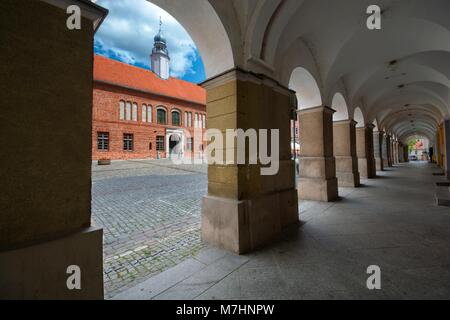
91 160 207 298
114 162 450 300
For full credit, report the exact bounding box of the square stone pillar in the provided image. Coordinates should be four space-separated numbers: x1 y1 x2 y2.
444 119 450 179
386 135 393 167
394 141 398 164
398 143 404 162
382 134 389 168
392 140 396 165
393 141 398 164
201 69 299 254
396 141 400 164
438 124 445 169
356 124 376 179
0 0 106 299
404 145 409 163
374 131 384 171
298 106 339 201
391 141 395 164
333 120 360 187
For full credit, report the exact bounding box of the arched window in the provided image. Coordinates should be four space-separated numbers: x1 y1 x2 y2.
202 114 206 128
195 113 199 128
147 105 152 123
142 104 147 123
172 110 181 126
126 102 132 121
157 107 167 125
119 100 125 120
132 103 138 121
184 112 188 128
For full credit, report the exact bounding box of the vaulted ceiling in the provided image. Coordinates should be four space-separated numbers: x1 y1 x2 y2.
150 0 450 143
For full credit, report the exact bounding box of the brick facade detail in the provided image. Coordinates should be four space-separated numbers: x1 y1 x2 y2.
92 56 207 161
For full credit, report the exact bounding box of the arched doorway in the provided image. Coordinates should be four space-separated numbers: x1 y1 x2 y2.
168 133 182 157
89 0 236 299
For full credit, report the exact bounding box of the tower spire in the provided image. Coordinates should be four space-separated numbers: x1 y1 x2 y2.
150 17 170 80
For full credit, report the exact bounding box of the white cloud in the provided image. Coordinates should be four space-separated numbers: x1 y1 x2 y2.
94 0 200 78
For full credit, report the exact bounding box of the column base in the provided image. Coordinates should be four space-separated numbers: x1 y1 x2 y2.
201 189 299 254
336 171 360 187
358 158 376 179
298 177 338 202
375 157 383 171
383 159 389 168
0 227 104 300
335 156 360 187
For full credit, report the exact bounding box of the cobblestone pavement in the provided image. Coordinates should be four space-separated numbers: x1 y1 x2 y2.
91 159 207 298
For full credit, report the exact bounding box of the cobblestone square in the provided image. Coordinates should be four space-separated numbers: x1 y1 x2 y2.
91 159 207 298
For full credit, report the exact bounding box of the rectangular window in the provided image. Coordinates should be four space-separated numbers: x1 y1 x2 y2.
119 101 125 120
132 103 138 121
148 106 152 123
172 111 181 126
202 114 206 128
186 138 193 151
195 113 199 128
123 134 134 151
126 102 132 121
185 112 188 128
157 109 167 125
142 105 147 123
97 132 109 151
156 136 165 152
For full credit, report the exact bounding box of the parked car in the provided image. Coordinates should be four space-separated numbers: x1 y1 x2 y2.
409 155 418 161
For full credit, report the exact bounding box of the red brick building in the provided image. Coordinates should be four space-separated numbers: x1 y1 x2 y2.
92 55 207 160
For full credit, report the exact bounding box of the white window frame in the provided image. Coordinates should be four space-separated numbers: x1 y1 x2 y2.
126 102 132 121
119 101 125 120
142 104 147 123
132 103 138 122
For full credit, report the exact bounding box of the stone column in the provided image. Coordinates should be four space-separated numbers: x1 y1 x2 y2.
381 134 389 170
356 124 376 179
444 119 450 180
369 128 377 175
438 125 444 168
298 106 339 202
391 141 396 164
392 139 397 165
393 141 399 164
398 143 404 162
201 69 299 254
433 134 439 164
373 131 384 171
333 120 360 187
386 134 392 167
0 0 106 299
403 145 409 162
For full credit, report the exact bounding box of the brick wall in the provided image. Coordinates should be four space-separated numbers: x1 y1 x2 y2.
92 83 207 160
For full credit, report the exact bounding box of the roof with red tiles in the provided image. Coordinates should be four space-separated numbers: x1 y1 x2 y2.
93 55 206 105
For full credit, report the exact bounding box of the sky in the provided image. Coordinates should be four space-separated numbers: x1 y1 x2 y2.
92 0 206 84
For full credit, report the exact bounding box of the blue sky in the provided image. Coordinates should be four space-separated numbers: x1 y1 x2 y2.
92 0 206 84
